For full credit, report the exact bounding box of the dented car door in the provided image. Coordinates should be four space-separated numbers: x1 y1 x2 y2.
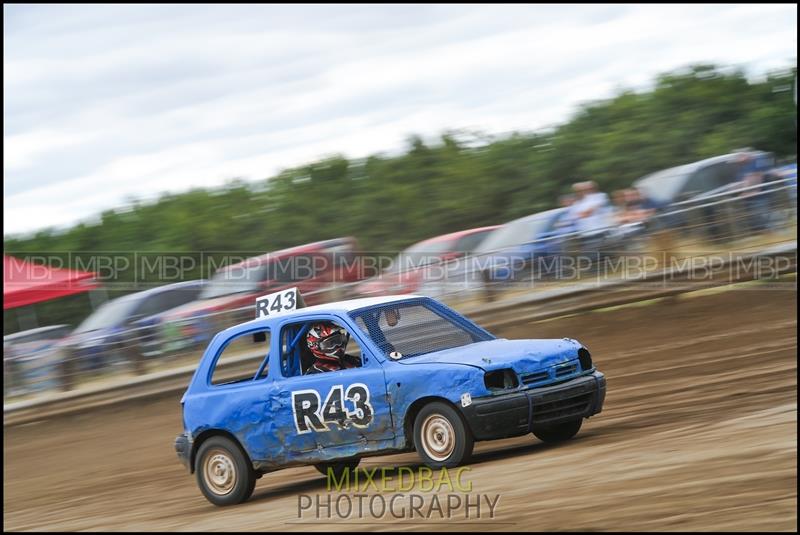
271 315 395 456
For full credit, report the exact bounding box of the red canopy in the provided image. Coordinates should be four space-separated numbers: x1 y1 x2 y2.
3 255 99 310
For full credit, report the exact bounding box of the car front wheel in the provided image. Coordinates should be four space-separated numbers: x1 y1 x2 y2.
195 436 256 506
413 402 474 468
532 419 583 443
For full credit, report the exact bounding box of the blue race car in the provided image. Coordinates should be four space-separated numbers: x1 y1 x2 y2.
473 208 571 283
175 290 606 506
58 280 205 379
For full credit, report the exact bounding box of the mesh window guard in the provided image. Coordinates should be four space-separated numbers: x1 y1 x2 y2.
350 301 492 359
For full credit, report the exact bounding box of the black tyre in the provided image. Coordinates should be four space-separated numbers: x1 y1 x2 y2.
532 419 583 443
314 458 361 479
195 436 256 506
413 402 474 468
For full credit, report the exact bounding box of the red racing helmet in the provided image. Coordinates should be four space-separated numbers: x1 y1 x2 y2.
306 323 349 362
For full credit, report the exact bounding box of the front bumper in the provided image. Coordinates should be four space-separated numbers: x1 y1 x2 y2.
461 371 606 441
174 433 192 471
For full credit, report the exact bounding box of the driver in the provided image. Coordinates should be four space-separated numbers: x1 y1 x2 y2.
305 322 361 374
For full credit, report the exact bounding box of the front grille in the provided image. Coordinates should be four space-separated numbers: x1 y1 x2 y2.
520 359 581 386
521 371 549 384
555 364 577 377
531 391 593 424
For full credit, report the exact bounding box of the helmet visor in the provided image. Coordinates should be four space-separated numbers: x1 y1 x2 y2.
318 330 348 352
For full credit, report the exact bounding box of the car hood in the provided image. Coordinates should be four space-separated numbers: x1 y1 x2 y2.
396 338 583 373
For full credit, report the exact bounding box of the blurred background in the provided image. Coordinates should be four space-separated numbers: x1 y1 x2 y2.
3 4 797 399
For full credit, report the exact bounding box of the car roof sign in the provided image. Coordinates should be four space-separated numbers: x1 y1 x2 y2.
255 287 306 319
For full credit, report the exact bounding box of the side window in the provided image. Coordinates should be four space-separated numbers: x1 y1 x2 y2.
311 253 334 280
682 169 711 198
281 326 300 377
135 294 166 319
146 291 179 315
701 163 733 190
289 253 330 281
717 162 739 185
265 259 295 284
335 250 356 267
163 288 197 311
280 320 362 377
293 254 317 282
210 329 271 385
455 232 490 253
345 331 363 358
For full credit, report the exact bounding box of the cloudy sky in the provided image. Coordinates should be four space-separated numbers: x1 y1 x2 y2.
3 4 797 236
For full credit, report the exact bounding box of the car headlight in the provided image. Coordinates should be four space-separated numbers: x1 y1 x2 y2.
484 369 519 391
578 347 593 371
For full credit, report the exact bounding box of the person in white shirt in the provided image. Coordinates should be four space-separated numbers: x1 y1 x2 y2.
567 181 613 234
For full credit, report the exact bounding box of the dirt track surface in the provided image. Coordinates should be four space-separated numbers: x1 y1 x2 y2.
4 287 797 531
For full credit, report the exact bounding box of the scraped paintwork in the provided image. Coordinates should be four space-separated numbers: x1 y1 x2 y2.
179 295 599 472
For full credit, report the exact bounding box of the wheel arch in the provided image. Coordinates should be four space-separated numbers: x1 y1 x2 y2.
402 396 469 449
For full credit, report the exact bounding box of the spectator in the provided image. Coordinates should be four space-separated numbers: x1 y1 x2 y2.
738 163 770 233
554 193 579 232
609 188 656 250
624 188 658 223
733 149 758 187
733 148 772 188
731 149 777 233
558 193 576 208
567 180 614 233
611 189 633 224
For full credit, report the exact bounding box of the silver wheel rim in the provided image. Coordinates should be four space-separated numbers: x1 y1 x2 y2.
203 448 237 496
420 414 455 462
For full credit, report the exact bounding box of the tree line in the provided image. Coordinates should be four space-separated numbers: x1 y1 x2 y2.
4 63 797 333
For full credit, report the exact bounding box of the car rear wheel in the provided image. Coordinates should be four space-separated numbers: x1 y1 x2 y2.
413 402 474 468
195 436 256 506
314 459 360 479
532 419 583 443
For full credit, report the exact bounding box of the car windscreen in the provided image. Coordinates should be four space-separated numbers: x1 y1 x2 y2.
455 228 497 252
74 297 139 333
200 263 267 299
635 168 691 204
474 215 552 253
349 301 493 359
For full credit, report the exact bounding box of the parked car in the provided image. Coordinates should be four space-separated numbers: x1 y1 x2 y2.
473 208 572 284
159 237 367 350
57 280 205 383
634 150 775 206
473 207 643 298
654 154 791 241
355 226 499 298
174 292 605 506
4 325 72 396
